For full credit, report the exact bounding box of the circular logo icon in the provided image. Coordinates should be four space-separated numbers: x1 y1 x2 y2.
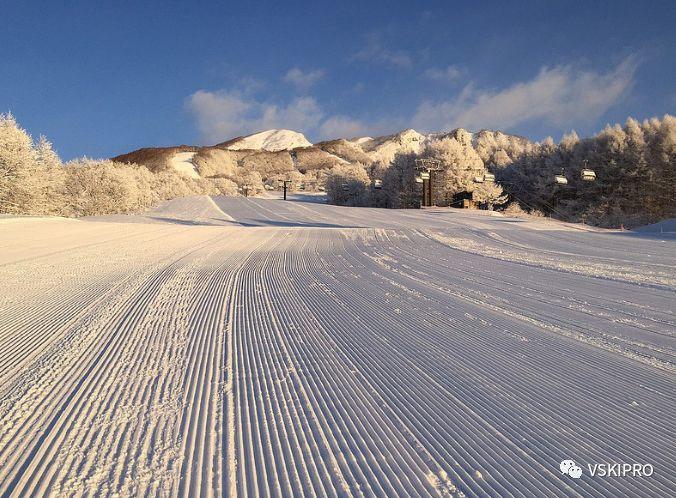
560 459 582 479
560 460 576 474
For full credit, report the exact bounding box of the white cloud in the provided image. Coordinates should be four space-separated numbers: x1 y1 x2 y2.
190 57 637 144
189 71 398 142
423 65 464 83
283 68 325 90
319 116 373 139
188 90 323 142
352 33 412 68
413 56 638 132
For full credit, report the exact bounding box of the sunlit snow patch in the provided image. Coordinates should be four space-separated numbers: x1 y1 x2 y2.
226 129 312 151
170 151 199 179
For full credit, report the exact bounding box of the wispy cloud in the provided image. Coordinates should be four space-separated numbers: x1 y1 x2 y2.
413 56 638 132
283 67 325 91
352 33 412 68
187 90 323 142
318 115 404 141
188 87 398 143
423 65 464 83
190 57 637 143
318 116 373 139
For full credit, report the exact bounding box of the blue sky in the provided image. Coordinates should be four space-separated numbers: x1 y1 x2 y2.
2 0 674 159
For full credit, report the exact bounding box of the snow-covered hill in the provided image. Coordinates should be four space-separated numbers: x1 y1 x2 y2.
358 128 428 164
113 127 531 182
223 129 312 151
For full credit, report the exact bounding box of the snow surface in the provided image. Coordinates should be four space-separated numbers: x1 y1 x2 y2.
0 197 674 497
634 218 676 234
169 151 199 178
226 129 312 151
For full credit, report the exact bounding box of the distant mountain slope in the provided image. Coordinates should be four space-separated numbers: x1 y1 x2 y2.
218 129 312 151
112 127 532 181
112 145 198 173
358 129 427 164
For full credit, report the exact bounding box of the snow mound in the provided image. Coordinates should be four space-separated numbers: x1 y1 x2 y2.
226 130 312 151
170 151 199 178
634 218 676 234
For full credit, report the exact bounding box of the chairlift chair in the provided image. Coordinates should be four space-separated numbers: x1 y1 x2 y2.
554 175 568 185
581 169 596 181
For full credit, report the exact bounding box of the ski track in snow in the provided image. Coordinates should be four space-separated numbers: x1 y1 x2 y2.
0 195 674 497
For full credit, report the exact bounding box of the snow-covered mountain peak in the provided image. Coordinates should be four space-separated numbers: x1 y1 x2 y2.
225 129 312 151
396 128 425 142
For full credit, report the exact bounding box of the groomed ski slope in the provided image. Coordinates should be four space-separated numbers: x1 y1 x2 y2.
0 195 674 497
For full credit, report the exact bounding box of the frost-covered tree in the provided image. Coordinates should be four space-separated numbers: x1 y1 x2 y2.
422 137 484 206
325 163 370 206
1 114 246 217
33 136 66 214
0 114 67 215
295 147 343 171
233 169 264 195
472 180 508 208
0 113 38 213
209 177 239 196
382 152 420 208
265 170 305 190
240 150 294 176
474 130 534 167
501 114 675 227
64 159 157 216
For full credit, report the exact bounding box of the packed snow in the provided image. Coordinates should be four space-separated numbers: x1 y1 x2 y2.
226 129 312 151
0 196 674 497
169 151 200 179
634 218 676 234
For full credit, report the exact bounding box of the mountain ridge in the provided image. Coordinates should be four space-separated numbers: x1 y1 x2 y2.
111 127 533 184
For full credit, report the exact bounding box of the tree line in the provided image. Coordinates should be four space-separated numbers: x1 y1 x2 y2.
325 116 675 228
0 113 237 217
2 111 673 227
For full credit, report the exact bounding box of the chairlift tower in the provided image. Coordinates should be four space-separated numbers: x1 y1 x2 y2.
415 158 442 207
280 179 292 200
